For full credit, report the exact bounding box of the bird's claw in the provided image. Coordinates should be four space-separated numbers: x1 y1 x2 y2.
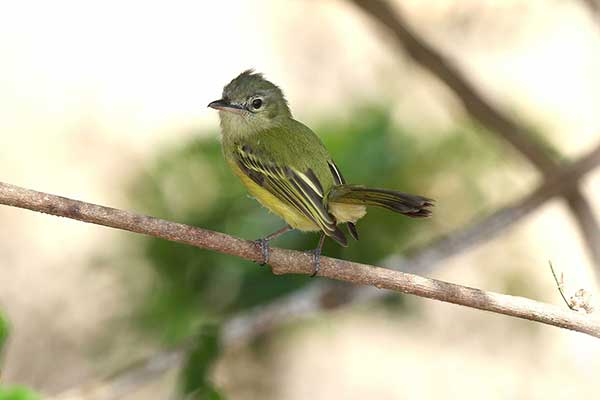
309 248 321 277
254 238 270 266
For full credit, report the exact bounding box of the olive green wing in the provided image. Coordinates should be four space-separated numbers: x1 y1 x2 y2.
234 143 347 246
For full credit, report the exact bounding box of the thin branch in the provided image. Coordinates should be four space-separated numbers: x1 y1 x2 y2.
549 261 571 308
349 0 600 273
1 181 600 338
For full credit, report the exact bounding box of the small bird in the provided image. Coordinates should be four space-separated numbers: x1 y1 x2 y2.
209 70 433 275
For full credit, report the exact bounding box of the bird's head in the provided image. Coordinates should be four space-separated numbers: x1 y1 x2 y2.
208 70 291 133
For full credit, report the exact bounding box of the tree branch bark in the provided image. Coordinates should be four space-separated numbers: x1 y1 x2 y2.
1 181 599 338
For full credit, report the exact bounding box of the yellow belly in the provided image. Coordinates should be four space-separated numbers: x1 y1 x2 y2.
230 162 366 231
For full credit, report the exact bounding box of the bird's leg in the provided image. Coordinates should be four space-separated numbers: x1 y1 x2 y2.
310 233 326 277
254 225 292 266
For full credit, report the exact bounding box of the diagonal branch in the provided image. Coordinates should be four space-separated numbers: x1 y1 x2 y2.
564 190 600 269
350 0 558 173
349 0 600 272
1 180 599 338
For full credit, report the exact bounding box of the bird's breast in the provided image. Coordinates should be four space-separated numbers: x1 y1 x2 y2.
227 160 320 231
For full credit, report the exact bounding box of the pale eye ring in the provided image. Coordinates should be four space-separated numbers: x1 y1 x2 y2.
251 98 263 110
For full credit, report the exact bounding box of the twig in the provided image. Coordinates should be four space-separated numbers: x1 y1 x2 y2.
549 261 595 314
549 261 571 308
1 181 600 338
349 0 600 273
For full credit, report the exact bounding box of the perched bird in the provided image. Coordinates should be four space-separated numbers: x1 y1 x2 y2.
209 70 433 275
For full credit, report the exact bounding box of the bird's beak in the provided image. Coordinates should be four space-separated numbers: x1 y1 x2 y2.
207 99 244 113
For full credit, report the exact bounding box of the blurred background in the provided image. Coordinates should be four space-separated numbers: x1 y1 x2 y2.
1 0 600 398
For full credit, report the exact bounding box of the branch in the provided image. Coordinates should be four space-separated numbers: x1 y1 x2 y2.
36 142 600 397
1 181 599 338
350 0 558 173
563 190 600 269
224 141 600 344
349 0 600 272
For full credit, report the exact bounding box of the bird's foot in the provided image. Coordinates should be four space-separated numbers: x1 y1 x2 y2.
308 233 326 277
253 225 293 266
254 238 270 266
308 247 322 278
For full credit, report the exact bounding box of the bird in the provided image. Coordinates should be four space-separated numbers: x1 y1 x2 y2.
208 70 433 276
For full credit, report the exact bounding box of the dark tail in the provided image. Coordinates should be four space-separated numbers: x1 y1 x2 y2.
329 185 434 218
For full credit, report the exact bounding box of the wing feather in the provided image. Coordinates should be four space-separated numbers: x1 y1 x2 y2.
234 144 347 245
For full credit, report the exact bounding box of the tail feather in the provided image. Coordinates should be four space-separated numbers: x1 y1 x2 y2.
330 225 348 247
329 185 434 218
347 222 359 240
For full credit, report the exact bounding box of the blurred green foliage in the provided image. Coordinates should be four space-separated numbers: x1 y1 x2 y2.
127 106 499 397
0 313 7 358
0 387 39 400
0 314 40 400
179 325 224 399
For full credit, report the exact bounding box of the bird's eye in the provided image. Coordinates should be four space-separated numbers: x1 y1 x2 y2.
251 98 263 110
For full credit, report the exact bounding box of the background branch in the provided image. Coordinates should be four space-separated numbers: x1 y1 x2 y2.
581 0 600 28
1 181 599 339
564 190 600 268
48 348 185 400
349 0 600 272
